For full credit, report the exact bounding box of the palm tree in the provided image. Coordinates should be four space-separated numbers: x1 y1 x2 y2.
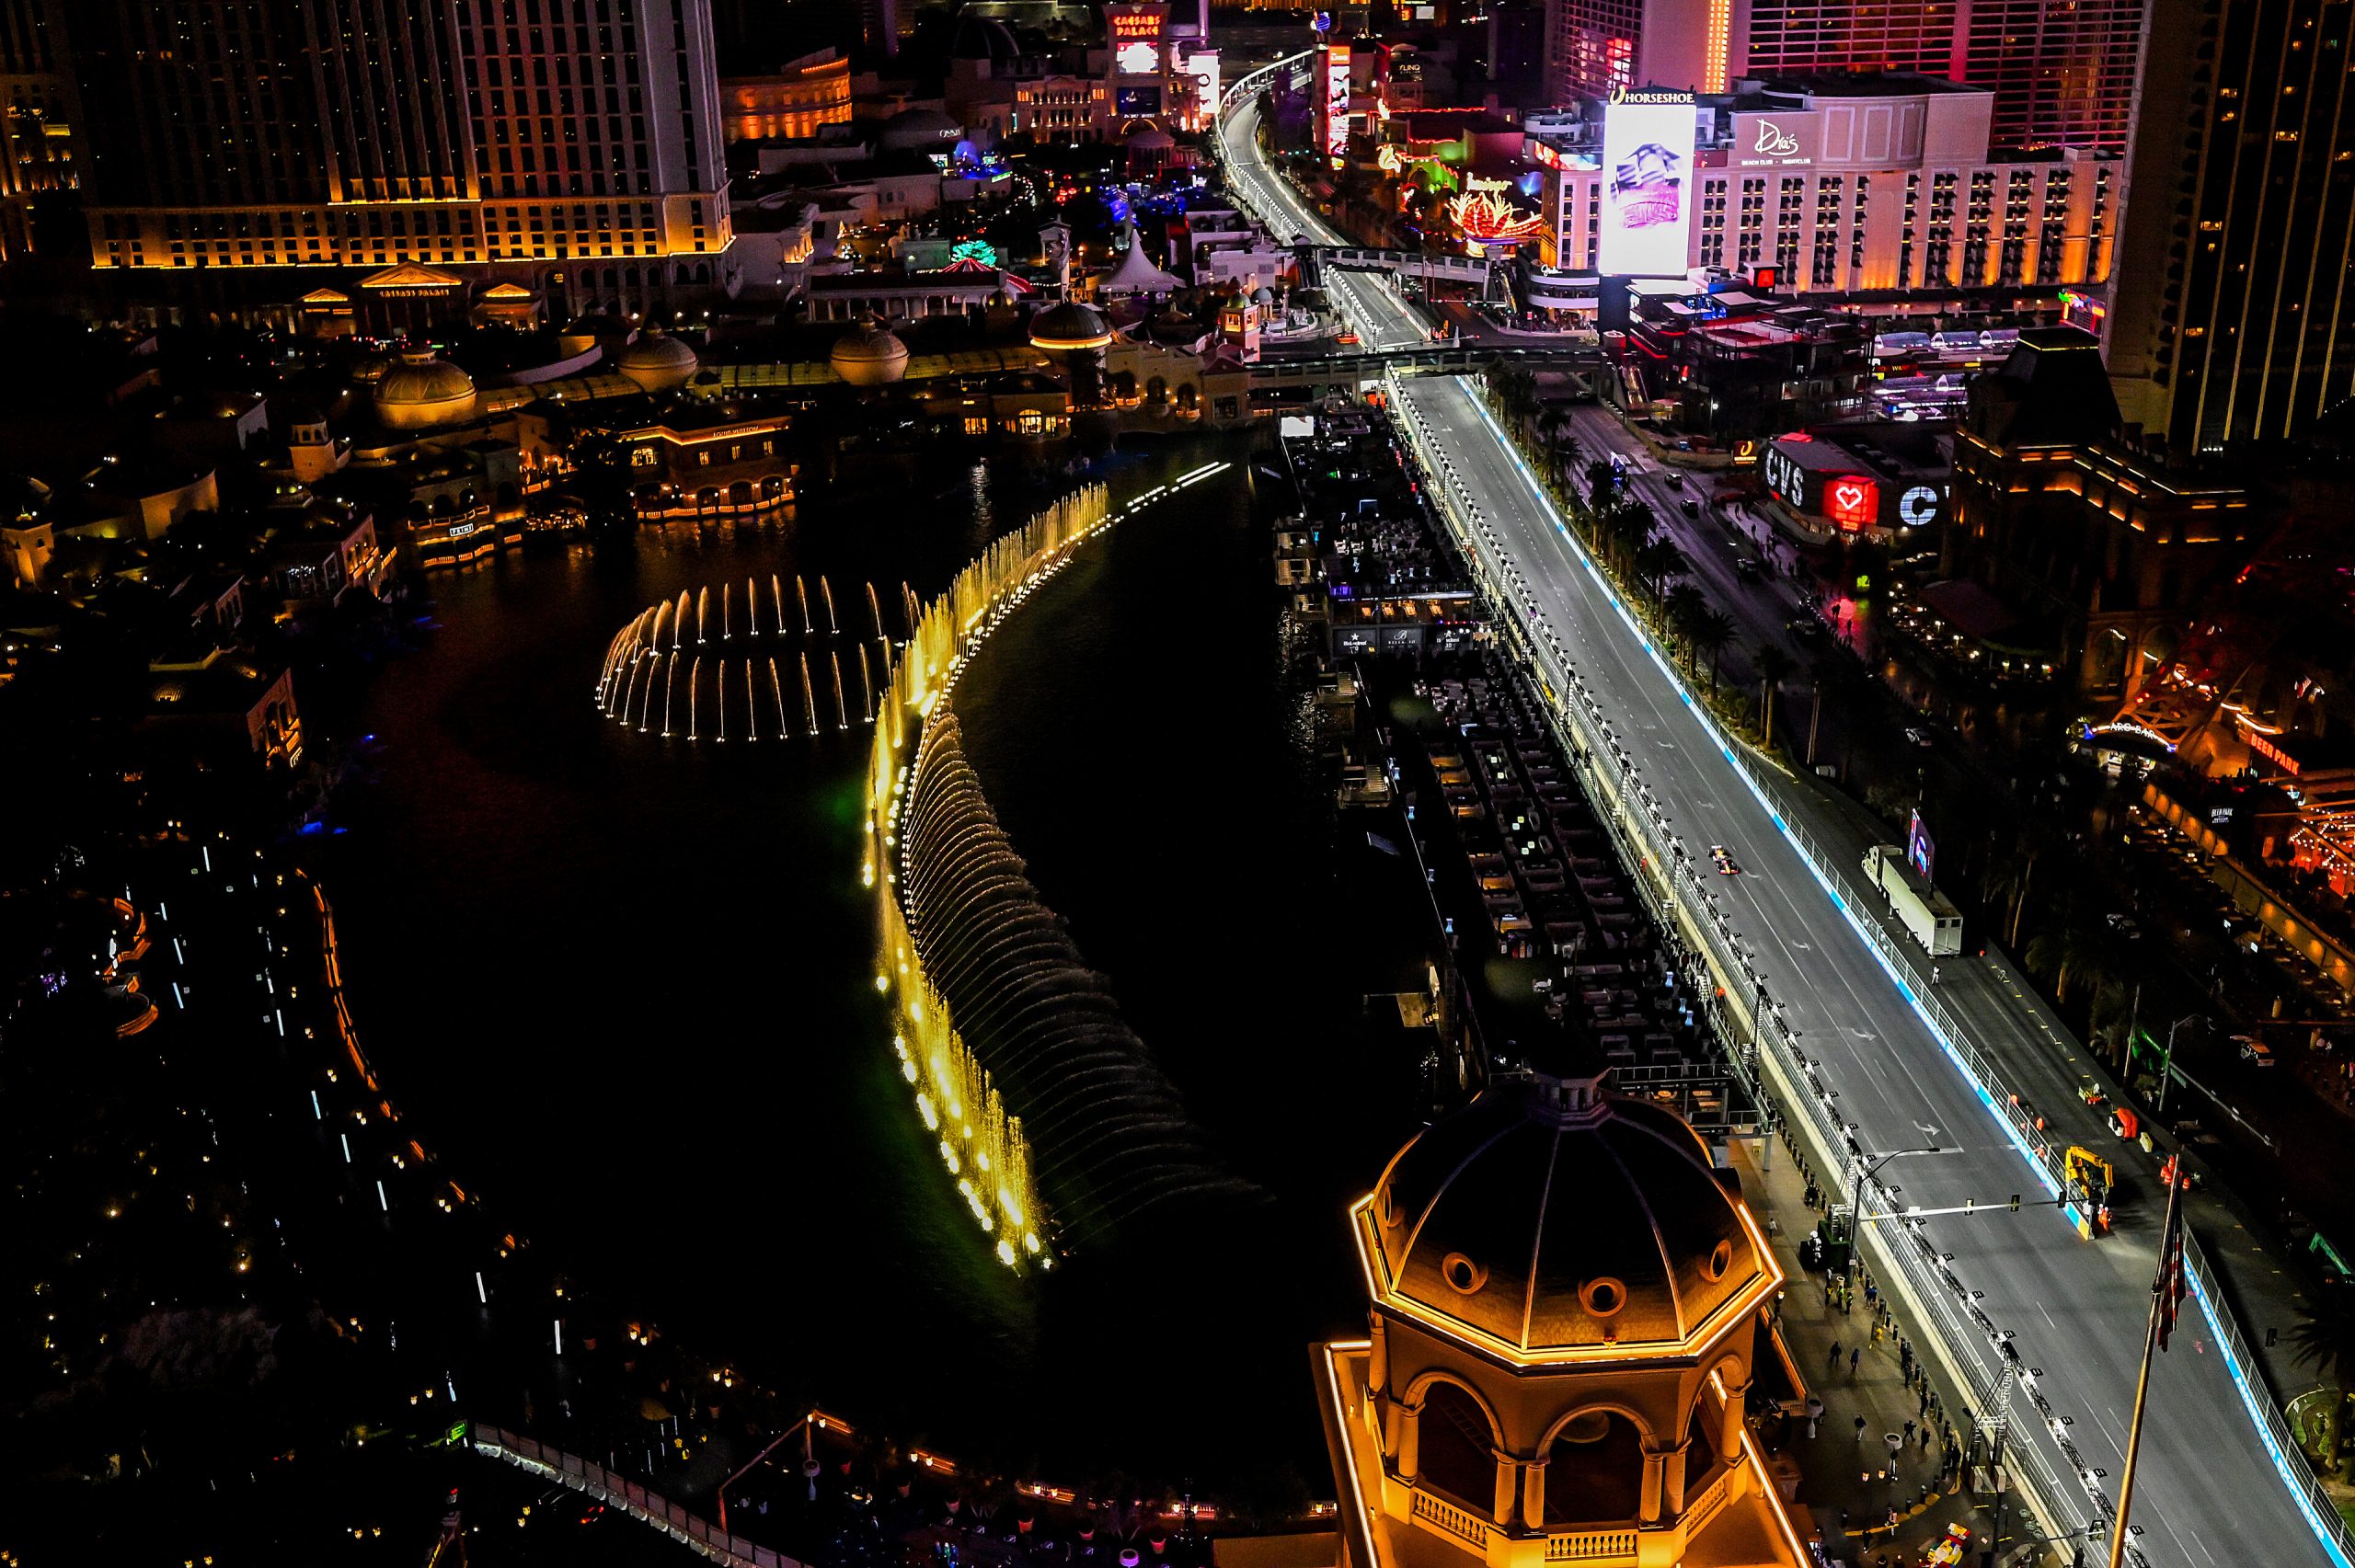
2023 900 2111 1003
1689 610 1738 692
2288 1297 2355 1472
1982 831 2046 950
1804 654 1859 770
2089 976 2137 1071
1534 406 1574 487
1584 456 1620 511
1753 642 1797 748
1553 433 1585 498
1604 499 1656 576
1665 585 1707 671
1634 537 1687 608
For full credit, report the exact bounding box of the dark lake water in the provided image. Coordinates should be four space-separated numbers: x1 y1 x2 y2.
306 434 1431 1500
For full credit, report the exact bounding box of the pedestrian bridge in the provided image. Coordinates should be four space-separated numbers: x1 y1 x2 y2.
1304 245 1493 287
1247 339 1605 389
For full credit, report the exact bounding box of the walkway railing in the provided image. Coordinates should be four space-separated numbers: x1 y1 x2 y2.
472 1425 807 1568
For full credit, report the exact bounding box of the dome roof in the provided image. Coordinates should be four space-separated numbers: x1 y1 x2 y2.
615 332 700 393
879 107 963 152
830 319 911 387
1028 301 1113 351
372 351 477 430
1365 1066 1769 1356
951 12 1020 60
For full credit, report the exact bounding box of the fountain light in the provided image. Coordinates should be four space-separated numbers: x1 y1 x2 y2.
858 477 1225 1270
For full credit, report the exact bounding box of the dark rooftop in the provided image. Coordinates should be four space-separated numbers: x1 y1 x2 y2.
1965 326 2120 448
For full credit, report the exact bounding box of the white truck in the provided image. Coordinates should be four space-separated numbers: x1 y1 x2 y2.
1862 844 1964 956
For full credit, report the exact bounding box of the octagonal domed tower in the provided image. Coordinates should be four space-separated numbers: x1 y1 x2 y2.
1316 1053 1801 1568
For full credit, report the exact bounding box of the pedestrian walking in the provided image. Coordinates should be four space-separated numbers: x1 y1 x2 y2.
1918 1387 1930 1419
1829 1341 1843 1374
1870 1320 1882 1346
1855 1415 1867 1444
1850 1347 1861 1374
1902 1419 1916 1447
1885 1432 1903 1464
1900 1341 1913 1376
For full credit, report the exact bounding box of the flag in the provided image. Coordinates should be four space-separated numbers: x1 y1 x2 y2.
2156 1173 2188 1352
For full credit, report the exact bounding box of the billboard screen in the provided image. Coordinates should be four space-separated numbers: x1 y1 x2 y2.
1116 40 1160 74
1601 94 1694 277
1188 48 1220 127
1323 44 1350 158
1732 110 1820 168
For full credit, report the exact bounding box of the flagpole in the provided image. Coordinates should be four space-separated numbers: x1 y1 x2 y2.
2107 1167 2186 1568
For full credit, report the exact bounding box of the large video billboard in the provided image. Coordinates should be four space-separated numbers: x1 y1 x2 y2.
1323 44 1350 158
1601 92 1694 277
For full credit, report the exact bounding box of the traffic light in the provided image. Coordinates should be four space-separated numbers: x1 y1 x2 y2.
2009 1194 2021 1212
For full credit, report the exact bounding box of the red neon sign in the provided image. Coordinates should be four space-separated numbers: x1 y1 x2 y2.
1826 475 1878 532
2248 729 2302 775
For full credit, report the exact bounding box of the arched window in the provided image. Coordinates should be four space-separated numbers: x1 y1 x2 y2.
1683 1396 1724 1504
1542 1411 1644 1526
1417 1383 1497 1513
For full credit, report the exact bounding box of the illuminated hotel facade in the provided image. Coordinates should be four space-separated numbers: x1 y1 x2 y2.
0 0 79 261
2105 0 2355 452
72 0 730 313
1531 76 2116 300
1545 0 2144 153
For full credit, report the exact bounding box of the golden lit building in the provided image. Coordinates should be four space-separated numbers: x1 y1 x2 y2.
72 0 729 316
719 51 854 143
1315 1054 1808 1568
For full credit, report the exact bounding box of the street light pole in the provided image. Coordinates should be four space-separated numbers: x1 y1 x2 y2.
1840 1144 1944 1284
2155 1013 2204 1116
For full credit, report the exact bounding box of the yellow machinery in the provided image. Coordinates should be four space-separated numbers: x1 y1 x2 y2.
2065 1145 2116 1238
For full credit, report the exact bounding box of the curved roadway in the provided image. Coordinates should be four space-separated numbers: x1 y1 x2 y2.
1216 78 2343 1568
